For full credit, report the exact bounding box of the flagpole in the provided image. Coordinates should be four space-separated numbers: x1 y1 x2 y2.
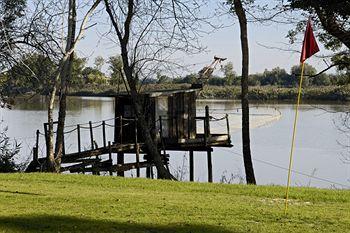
284 62 305 214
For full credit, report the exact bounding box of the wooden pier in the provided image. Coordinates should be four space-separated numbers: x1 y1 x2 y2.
26 87 232 182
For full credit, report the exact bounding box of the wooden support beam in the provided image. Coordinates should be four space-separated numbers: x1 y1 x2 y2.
114 96 118 143
35 130 39 151
77 124 81 153
226 113 230 141
117 152 124 177
150 166 154 179
135 117 140 178
33 147 38 161
189 150 194 182
44 123 49 158
207 148 213 183
108 141 113 176
89 121 94 150
146 165 151 178
119 116 123 144
102 121 106 148
204 105 210 146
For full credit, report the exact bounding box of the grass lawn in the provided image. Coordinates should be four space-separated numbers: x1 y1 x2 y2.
0 173 349 232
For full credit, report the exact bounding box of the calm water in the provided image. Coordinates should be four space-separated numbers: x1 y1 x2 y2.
1 96 349 189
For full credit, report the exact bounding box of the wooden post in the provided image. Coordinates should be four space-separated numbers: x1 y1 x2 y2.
159 116 163 141
36 130 39 151
204 105 210 146
175 117 179 140
117 152 124 177
102 121 106 148
89 121 94 150
226 113 230 141
146 164 151 178
108 141 113 176
44 123 49 158
205 106 212 183
114 96 119 144
135 117 140 178
77 124 81 153
150 166 154 179
33 147 38 161
119 115 123 144
189 150 194 182
207 149 213 183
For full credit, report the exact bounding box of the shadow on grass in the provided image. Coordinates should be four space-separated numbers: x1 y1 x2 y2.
0 215 233 233
0 190 41 196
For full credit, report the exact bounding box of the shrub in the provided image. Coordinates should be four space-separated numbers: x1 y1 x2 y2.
0 123 22 172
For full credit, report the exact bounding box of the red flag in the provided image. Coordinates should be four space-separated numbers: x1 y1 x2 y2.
300 19 319 63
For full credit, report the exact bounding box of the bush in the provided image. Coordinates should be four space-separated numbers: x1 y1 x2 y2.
0 123 22 172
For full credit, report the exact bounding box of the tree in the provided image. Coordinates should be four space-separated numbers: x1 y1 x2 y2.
46 0 102 172
71 56 87 87
94 56 105 72
108 55 124 86
230 0 256 184
4 53 56 94
290 63 316 87
82 67 108 85
104 0 207 179
221 62 236 85
0 0 27 71
286 1 350 72
261 67 289 86
1 0 102 172
156 72 171 84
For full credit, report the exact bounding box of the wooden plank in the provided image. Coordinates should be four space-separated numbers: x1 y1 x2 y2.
72 161 152 173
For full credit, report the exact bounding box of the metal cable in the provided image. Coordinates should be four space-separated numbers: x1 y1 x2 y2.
218 147 350 189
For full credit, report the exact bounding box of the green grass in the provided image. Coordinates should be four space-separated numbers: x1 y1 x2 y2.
0 173 349 232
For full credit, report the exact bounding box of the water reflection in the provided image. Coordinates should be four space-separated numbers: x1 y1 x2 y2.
0 96 349 189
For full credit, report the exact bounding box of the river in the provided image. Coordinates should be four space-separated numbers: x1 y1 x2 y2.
0 96 349 189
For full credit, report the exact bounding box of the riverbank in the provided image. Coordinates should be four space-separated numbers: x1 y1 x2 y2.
67 84 350 101
0 173 349 232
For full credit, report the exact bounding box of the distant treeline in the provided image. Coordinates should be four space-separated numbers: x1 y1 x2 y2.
68 84 350 101
1 54 349 99
147 63 350 87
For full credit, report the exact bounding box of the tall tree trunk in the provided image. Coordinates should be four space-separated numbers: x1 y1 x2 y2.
45 0 101 172
233 0 256 185
104 0 172 179
127 78 171 179
47 89 56 172
55 0 77 172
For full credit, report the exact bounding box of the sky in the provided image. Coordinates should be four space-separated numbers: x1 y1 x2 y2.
74 1 336 77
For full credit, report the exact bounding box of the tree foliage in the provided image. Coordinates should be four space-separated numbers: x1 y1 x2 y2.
108 55 123 86
287 0 350 72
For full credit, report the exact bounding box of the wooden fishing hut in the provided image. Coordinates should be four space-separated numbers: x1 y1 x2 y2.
26 85 232 182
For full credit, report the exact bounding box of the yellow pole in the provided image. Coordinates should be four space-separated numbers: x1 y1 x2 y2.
284 62 305 214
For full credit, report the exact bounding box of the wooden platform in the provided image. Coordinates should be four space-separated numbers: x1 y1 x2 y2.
25 98 232 182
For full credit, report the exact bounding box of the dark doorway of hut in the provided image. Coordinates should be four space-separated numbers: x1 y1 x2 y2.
26 85 232 182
